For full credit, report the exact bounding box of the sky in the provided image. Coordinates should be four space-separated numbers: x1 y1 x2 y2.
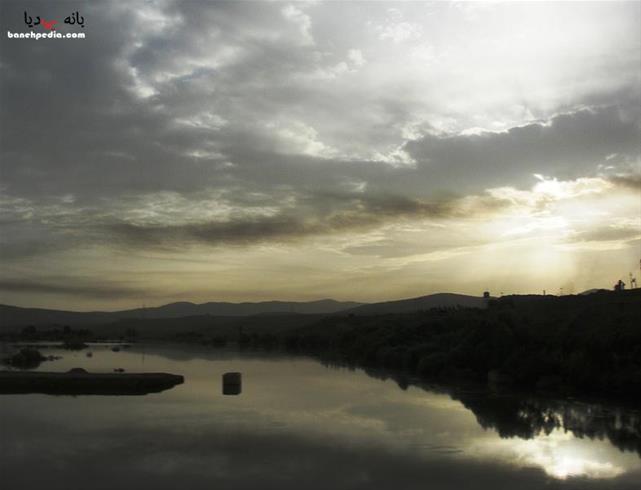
0 0 640 311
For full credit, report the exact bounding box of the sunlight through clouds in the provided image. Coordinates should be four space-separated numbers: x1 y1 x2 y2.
0 0 639 308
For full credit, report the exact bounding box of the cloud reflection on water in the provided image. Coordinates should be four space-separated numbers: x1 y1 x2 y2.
1 344 639 489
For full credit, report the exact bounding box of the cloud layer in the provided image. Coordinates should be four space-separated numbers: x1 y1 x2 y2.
1 1 639 309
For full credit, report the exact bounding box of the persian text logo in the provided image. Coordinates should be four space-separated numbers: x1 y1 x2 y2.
7 10 86 40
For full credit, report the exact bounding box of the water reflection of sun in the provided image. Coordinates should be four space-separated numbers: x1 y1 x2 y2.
548 455 621 480
468 429 636 480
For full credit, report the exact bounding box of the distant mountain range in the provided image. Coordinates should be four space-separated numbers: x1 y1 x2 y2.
118 299 365 319
0 293 490 329
0 299 362 328
344 293 488 315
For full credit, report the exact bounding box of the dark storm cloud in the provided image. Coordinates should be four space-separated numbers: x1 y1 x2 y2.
403 106 641 195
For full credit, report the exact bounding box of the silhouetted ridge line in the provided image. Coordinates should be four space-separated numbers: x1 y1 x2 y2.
0 299 364 327
343 293 488 315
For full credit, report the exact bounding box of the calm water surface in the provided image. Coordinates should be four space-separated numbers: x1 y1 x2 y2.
1 343 640 489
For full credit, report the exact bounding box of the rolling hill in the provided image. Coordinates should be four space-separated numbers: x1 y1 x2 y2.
343 293 488 316
0 293 491 331
0 299 363 329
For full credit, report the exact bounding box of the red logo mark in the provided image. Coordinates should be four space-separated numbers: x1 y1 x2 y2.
41 19 58 30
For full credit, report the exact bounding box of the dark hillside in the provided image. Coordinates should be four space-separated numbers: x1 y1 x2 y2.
280 290 641 400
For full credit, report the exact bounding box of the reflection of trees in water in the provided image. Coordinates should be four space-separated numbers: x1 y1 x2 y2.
455 395 559 439
453 393 641 456
322 358 641 457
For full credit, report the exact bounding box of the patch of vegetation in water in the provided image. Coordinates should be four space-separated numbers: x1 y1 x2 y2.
3 347 47 369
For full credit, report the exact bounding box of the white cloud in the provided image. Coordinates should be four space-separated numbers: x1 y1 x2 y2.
273 121 338 159
378 21 422 43
282 4 314 46
347 49 366 67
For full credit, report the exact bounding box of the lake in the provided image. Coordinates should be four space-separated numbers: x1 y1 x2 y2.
1 343 640 489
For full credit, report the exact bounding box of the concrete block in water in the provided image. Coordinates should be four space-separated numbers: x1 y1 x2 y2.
223 372 242 395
